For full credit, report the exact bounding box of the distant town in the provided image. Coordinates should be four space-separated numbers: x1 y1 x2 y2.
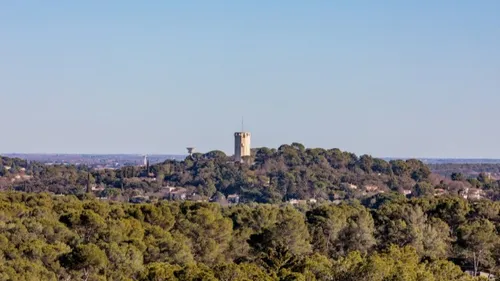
2 153 186 169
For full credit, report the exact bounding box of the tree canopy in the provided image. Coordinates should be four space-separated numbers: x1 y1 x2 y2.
0 191 498 280
1 144 439 203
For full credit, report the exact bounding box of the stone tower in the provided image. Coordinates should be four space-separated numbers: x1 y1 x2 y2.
234 132 251 162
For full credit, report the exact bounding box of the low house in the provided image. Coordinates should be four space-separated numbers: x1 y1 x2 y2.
460 188 484 200
468 188 484 200
164 187 188 201
465 271 495 280
163 186 177 192
227 194 240 204
331 200 342 205
341 183 357 190
434 188 447 196
288 199 307 205
91 185 105 192
460 188 469 199
365 185 379 192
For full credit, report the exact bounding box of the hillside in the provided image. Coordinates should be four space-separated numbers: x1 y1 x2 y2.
2 144 432 202
3 144 500 202
148 144 432 203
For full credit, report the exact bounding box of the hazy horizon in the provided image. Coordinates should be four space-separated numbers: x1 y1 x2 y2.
1 1 499 158
5 152 500 162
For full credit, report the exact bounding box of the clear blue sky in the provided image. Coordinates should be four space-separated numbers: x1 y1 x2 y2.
1 1 499 158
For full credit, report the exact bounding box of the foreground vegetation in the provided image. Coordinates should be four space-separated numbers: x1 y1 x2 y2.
0 191 499 280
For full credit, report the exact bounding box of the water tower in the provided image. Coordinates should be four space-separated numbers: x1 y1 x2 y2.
186 147 195 157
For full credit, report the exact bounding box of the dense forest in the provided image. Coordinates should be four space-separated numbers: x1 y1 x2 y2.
1 192 499 280
2 144 500 202
1 144 434 202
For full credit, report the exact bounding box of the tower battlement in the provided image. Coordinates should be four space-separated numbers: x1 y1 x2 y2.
234 132 250 137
